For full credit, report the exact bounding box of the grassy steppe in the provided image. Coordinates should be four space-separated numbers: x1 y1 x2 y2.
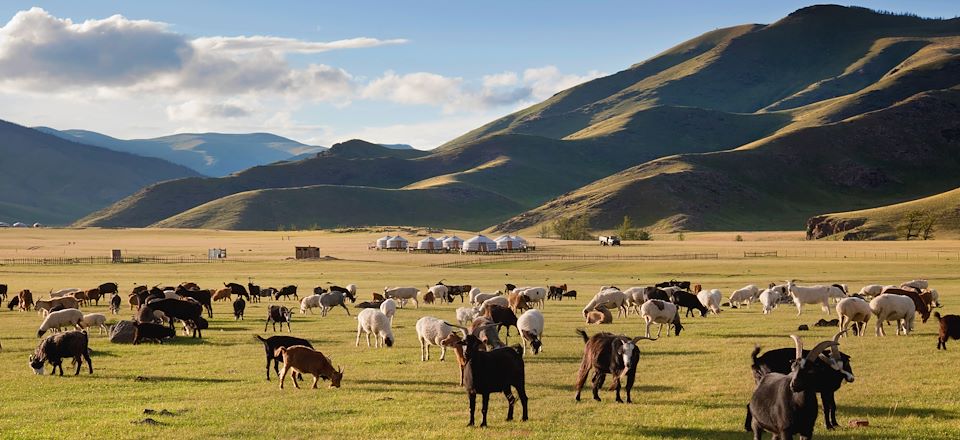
0 228 958 439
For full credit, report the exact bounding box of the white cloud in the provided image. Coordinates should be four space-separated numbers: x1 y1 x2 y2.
192 36 407 54
523 66 604 100
319 112 505 150
362 71 466 109
165 100 252 121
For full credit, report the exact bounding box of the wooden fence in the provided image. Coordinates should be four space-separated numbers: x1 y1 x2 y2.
0 256 226 266
428 252 719 268
744 251 778 258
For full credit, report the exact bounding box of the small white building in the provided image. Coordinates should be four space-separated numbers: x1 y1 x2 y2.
462 234 497 252
386 235 409 249
376 235 393 249
442 236 463 250
416 236 442 250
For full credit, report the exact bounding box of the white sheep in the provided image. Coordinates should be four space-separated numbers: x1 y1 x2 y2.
479 296 509 314
299 294 322 314
901 279 929 291
729 285 759 308
621 287 646 315
836 297 871 337
786 280 838 316
356 308 394 348
49 288 80 298
456 306 479 326
516 287 547 308
759 286 782 315
582 288 628 317
415 316 460 361
858 284 884 297
641 299 680 338
870 294 916 336
37 308 83 337
472 292 501 305
698 289 722 315
380 298 397 324
383 286 419 308
80 313 108 335
467 287 482 303
517 309 544 354
428 284 449 303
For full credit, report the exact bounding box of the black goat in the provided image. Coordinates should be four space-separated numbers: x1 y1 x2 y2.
0 283 7 301
670 291 707 317
97 282 118 296
265 305 292 332
746 334 848 438
656 280 691 290
7 295 18 311
183 316 208 338
29 330 92 376
547 284 566 300
457 334 528 427
275 285 298 300
233 297 246 320
223 282 249 301
247 283 262 303
562 290 578 300
109 294 121 314
936 312 960 350
145 298 203 336
643 286 671 302
314 286 329 295
574 329 655 403
484 304 518 338
254 335 313 380
133 322 176 344
176 287 213 318
751 331 853 430
354 300 383 309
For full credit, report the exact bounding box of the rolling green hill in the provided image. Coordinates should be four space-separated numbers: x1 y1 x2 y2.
806 187 960 240
79 5 960 232
0 121 200 225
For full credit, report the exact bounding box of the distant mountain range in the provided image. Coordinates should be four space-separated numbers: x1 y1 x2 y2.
71 5 960 236
0 120 200 224
35 127 328 177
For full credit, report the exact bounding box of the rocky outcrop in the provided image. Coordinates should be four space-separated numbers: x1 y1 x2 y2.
806 215 867 240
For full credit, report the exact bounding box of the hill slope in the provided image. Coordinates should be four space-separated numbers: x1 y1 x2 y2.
0 121 200 224
806 187 960 240
35 128 326 177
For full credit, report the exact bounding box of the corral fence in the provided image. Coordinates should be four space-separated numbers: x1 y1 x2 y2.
428 253 719 268
744 251 778 258
0 256 228 266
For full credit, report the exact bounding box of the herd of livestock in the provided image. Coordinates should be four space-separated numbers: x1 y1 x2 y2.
1 277 957 437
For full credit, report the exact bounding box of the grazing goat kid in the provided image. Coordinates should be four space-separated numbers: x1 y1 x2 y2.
265 305 293 332
356 308 394 348
574 329 655 403
935 312 960 350
275 345 343 389
109 294 121 315
456 306 480 326
29 330 92 375
457 334 528 427
729 285 760 308
582 288 629 318
299 294 322 314
254 335 313 380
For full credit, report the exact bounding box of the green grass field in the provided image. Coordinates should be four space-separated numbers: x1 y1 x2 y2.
0 229 959 439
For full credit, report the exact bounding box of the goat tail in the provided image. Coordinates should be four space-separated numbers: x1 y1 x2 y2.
254 335 267 344
574 328 589 344
744 403 753 432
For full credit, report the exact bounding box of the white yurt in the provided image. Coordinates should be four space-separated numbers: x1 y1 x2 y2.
495 234 521 250
376 235 393 249
417 236 442 250
386 235 409 249
512 235 527 245
442 236 463 249
462 234 497 252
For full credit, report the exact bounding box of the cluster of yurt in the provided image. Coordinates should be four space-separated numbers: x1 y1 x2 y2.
494 234 526 251
442 235 463 250
377 233 527 253
375 235 409 250
416 236 442 251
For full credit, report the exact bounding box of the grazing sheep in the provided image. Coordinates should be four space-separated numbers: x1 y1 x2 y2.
49 288 80 298
517 309 544 354
29 330 92 375
379 298 396 324
884 288 932 323
233 297 246 320
133 322 176 344
275 345 343 389
473 292 501 306
80 313 108 334
901 279 929 291
254 335 313 380
383 286 419 308
299 294 322 314
869 294 916 336
836 297 871 336
858 284 884 298
416 316 460 361
574 329 655 403
428 284 448 304
507 291 531 313
582 288 629 318
622 287 646 314
759 286 786 314
697 289 722 315
457 334 528 427
479 296 510 314
468 287 482 303
265 305 293 332
786 280 838 316
586 305 613 324
456 306 480 326
935 312 960 350
356 308 394 348
729 285 760 308
37 308 84 337
641 300 683 338
515 287 547 309
319 291 354 317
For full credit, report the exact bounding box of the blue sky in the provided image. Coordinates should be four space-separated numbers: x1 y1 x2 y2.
0 1 956 148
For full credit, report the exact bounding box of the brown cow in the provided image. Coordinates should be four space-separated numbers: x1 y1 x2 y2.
18 289 33 311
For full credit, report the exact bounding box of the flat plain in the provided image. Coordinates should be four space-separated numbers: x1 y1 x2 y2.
0 228 958 439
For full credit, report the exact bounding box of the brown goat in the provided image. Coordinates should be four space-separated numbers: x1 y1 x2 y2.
212 288 232 302
18 290 34 311
508 292 531 313
885 288 931 323
423 291 435 304
586 305 613 324
441 332 467 386
128 294 140 310
275 345 343 389
372 292 385 302
70 290 89 306
84 288 103 306
936 312 960 350
574 329 654 403
35 296 79 315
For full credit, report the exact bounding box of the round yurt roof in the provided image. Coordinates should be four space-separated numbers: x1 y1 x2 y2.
512 235 527 244
386 235 408 244
376 235 393 248
462 235 497 250
494 234 513 242
417 236 441 245
442 235 462 243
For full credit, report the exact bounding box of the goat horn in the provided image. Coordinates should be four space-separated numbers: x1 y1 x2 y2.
444 321 468 330
631 336 658 343
832 329 847 343
804 340 837 365
790 335 803 361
